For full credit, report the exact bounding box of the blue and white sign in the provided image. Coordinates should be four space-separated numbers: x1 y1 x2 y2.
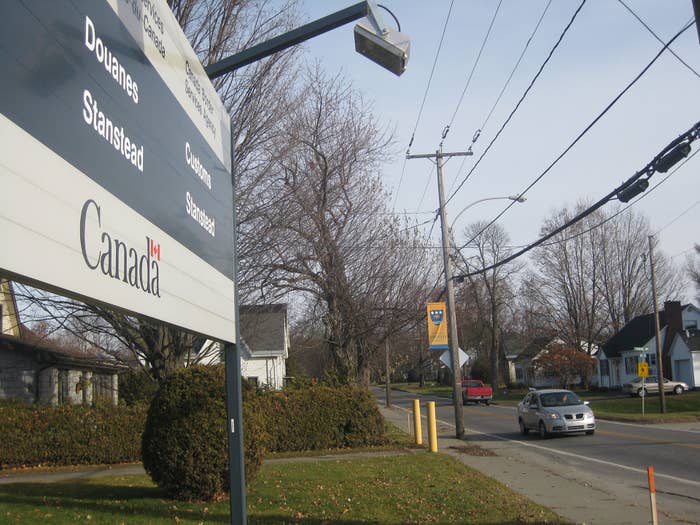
0 1 235 342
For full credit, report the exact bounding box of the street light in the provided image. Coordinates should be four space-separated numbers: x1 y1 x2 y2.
206 1 410 79
450 195 526 230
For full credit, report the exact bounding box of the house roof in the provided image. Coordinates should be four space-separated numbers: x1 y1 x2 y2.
0 333 124 372
239 304 288 357
678 328 700 352
516 336 555 362
600 305 693 358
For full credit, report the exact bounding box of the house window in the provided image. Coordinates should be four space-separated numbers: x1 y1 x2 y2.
247 376 259 387
683 320 697 329
647 354 656 366
624 356 638 375
599 360 610 376
515 368 524 380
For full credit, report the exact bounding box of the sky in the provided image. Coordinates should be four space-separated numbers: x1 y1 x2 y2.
289 0 700 291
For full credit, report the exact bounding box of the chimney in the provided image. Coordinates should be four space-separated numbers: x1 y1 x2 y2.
662 301 682 379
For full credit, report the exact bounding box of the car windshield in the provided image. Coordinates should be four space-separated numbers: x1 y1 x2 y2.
631 377 657 383
539 392 583 407
463 381 482 387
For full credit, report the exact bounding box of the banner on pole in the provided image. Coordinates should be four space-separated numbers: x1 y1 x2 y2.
427 302 448 350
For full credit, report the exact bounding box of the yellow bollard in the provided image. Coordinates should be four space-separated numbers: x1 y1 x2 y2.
412 399 422 445
427 401 438 452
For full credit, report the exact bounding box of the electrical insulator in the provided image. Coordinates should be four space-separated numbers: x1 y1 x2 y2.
617 178 649 203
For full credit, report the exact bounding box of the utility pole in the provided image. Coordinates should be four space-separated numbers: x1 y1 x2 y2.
648 235 666 414
407 147 472 439
385 338 391 407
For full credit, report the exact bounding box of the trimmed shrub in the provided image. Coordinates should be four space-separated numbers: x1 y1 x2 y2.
0 402 147 468
119 369 159 406
141 365 268 501
249 385 387 452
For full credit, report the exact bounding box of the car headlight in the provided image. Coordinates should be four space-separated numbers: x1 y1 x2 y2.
544 411 560 420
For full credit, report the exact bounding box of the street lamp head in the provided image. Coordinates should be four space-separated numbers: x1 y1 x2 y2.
508 194 526 203
354 19 410 76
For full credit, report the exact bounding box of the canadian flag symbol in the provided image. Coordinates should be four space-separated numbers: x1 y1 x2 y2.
150 239 161 261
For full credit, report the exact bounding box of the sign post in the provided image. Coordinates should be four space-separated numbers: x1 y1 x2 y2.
1 1 243 522
638 361 649 416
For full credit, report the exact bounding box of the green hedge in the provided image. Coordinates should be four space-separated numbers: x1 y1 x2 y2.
251 385 387 452
0 402 147 468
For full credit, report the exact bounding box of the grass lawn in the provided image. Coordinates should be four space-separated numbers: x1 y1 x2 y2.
589 389 700 422
392 383 700 421
0 453 569 524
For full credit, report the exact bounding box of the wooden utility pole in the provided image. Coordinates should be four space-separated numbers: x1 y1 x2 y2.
406 148 472 439
385 338 391 407
648 235 666 413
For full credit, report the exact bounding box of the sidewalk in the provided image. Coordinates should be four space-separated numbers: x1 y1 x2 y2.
378 402 692 525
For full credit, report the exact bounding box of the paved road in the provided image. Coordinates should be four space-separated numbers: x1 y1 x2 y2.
379 388 700 525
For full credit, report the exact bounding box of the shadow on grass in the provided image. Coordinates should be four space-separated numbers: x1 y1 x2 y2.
0 480 567 525
0 481 229 523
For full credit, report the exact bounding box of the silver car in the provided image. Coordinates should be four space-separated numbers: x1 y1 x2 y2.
622 376 689 397
517 389 596 438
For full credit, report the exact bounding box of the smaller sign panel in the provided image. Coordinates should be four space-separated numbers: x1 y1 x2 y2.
439 348 469 370
427 302 448 350
638 362 649 378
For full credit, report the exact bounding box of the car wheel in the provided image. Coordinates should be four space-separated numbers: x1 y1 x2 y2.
519 419 529 436
637 388 647 398
586 430 595 435
484 399 491 406
674 385 683 395
538 421 548 439
462 395 467 405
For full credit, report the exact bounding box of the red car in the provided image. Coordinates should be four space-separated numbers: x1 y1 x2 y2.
462 380 493 405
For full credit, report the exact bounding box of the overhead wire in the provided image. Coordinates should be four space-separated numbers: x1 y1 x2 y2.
530 149 699 248
442 0 503 145
617 0 700 80
455 18 695 254
393 0 455 210
447 0 553 196
454 118 700 279
444 0 587 208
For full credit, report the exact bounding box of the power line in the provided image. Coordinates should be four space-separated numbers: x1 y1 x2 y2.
394 1 455 210
474 0 553 145
447 0 553 196
442 0 503 145
444 0 587 207
455 119 700 279
617 0 700 80
532 149 698 248
456 19 695 253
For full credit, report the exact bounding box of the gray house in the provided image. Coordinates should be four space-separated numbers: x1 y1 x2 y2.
598 301 700 388
0 279 122 405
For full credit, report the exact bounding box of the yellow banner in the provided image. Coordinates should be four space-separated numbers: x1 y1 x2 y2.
427 302 448 350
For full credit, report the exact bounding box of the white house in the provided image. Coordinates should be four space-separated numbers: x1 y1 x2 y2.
668 328 700 388
598 301 700 388
196 304 289 390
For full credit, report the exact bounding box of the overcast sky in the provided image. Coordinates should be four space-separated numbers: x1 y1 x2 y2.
289 0 700 291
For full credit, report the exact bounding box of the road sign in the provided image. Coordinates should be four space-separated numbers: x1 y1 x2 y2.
1 1 235 342
440 348 469 370
638 362 649 378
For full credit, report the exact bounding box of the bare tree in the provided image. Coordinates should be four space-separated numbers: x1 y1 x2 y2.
687 244 700 302
457 222 523 387
259 67 434 385
598 208 684 334
529 204 684 350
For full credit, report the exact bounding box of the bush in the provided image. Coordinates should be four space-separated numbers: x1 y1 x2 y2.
0 402 147 468
141 367 386 501
119 369 159 406
249 385 387 452
141 365 268 501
